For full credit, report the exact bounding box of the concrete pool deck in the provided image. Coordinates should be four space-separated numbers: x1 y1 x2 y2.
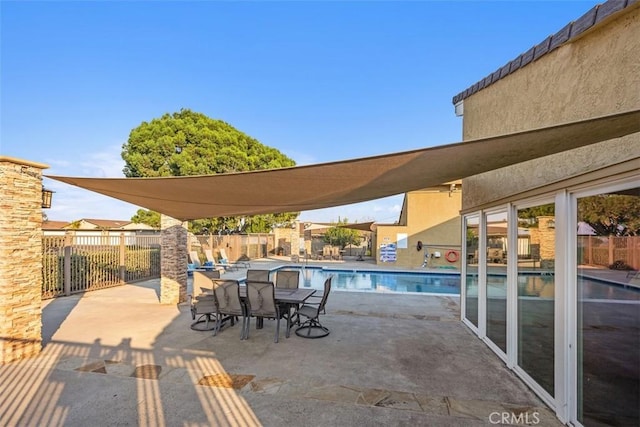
1 258 564 426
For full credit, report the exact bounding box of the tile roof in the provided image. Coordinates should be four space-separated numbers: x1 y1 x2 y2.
452 0 636 105
79 218 132 229
42 220 70 230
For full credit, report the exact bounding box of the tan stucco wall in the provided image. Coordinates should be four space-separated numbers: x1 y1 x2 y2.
461 6 640 210
375 189 462 268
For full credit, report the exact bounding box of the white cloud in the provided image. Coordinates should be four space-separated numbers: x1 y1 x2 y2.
44 144 139 222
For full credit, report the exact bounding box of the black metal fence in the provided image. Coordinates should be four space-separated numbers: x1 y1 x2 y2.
42 233 161 299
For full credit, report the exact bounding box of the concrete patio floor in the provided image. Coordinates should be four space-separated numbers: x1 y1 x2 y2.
1 260 562 426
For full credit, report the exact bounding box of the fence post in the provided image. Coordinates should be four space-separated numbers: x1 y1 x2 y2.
119 233 126 283
64 233 72 296
608 236 614 266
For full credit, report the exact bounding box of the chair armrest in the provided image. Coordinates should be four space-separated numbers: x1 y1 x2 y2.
303 294 323 307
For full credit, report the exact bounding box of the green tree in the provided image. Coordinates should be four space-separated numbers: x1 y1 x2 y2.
131 209 161 229
323 219 363 248
518 204 555 228
578 194 640 236
122 109 299 233
67 220 81 229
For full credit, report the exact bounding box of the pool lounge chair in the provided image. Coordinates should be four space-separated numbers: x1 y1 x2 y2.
190 250 225 274
219 248 250 269
203 249 234 272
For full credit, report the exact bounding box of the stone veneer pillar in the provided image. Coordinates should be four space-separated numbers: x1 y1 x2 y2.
160 214 187 304
0 156 48 364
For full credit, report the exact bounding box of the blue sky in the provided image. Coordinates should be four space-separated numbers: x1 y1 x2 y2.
1 0 600 224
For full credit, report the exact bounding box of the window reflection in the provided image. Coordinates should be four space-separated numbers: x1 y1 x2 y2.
517 203 555 396
577 187 640 426
486 211 507 352
465 216 479 327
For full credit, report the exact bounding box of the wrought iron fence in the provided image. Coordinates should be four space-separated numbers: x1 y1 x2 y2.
42 233 161 299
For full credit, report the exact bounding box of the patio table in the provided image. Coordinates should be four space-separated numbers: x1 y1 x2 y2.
240 287 316 336
200 287 316 337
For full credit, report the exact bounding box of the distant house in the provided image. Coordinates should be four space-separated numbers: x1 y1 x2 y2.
64 218 155 231
41 220 69 231
43 218 156 237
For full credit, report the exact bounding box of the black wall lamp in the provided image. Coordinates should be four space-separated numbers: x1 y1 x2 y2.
42 188 54 209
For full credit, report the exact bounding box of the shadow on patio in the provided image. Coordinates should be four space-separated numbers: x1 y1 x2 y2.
0 275 562 426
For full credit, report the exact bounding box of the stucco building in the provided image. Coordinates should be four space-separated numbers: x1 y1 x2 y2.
374 182 462 269
454 1 639 426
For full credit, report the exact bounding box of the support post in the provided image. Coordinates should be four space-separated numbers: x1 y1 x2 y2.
160 214 187 304
0 156 48 364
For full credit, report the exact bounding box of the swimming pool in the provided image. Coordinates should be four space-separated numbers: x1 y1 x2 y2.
274 266 461 295
271 267 640 299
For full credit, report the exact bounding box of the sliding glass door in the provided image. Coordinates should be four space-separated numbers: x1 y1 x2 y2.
516 202 555 397
576 186 640 426
486 210 507 353
464 215 479 327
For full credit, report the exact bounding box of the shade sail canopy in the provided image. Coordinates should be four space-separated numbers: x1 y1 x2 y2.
48 110 640 221
339 222 375 232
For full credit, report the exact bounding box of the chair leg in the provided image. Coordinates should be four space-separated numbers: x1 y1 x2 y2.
241 316 245 340
213 313 220 337
275 317 280 343
242 315 249 340
243 316 250 340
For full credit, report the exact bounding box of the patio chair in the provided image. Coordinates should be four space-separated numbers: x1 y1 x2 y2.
322 245 333 260
294 276 332 338
212 279 246 339
219 248 250 269
275 270 300 289
246 269 270 282
189 270 221 331
275 270 300 326
244 280 284 343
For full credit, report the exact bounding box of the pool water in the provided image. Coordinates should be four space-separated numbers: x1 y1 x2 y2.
275 267 461 295
274 267 640 299
464 273 640 301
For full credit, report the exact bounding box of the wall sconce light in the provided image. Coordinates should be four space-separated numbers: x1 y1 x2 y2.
42 188 54 209
547 219 555 229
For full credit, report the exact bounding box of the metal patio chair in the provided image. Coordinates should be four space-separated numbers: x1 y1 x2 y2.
244 280 284 343
189 270 221 331
212 279 246 339
294 276 332 338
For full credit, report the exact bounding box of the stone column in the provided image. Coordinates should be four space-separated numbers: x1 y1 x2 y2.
160 214 187 304
0 156 48 364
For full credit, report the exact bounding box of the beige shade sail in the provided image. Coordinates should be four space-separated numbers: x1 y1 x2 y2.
47 109 640 221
